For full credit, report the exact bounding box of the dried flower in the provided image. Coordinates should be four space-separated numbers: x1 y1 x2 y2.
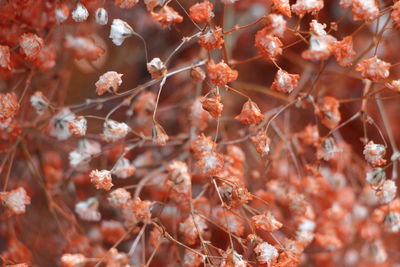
95 8 108 25
264 14 287 38
198 27 224 50
19 33 44 60
152 122 169 146
0 45 11 71
207 60 238 86
254 242 279 265
71 3 89 22
330 36 356 66
0 92 19 122
272 0 292 17
109 19 134 46
65 35 105 61
147 58 167 79
112 158 136 178
179 214 208 245
315 96 341 129
376 180 397 204
0 187 30 215
151 6 183 28
251 131 271 157
271 69 300 93
363 141 386 167
201 94 223 118
235 99 264 125
68 116 87 136
352 0 379 21
252 211 283 232
75 197 101 221
356 56 391 81
49 108 75 140
255 29 283 59
115 0 139 8
189 1 214 23
61 253 87 267
89 169 113 190
95 71 123 95
292 0 324 17
108 188 132 208
103 120 130 142
30 91 49 114
54 3 69 24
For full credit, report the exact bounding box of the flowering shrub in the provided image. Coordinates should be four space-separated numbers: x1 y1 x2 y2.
2 0 400 266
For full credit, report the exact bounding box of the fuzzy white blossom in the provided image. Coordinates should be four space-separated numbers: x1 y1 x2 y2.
72 3 89 22
109 19 134 46
0 187 31 215
112 158 136 179
75 197 101 221
254 242 278 265
49 108 75 140
30 91 49 114
95 8 108 25
376 180 397 204
103 120 130 142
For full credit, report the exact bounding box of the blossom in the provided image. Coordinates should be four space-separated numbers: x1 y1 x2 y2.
54 3 69 24
30 91 49 114
115 0 139 8
109 19 134 46
385 79 400 92
0 187 31 215
68 116 87 136
198 27 224 50
292 0 324 17
252 212 283 232
254 242 279 265
315 96 341 129
196 151 224 176
271 69 300 93
103 120 130 142
151 6 183 28
189 1 214 23
108 188 132 208
272 0 292 17
71 3 89 22
179 215 208 245
264 14 287 38
201 94 223 118
251 131 271 157
0 45 11 70
363 141 386 167
376 180 397 204
365 168 386 187
89 169 113 190
65 35 105 61
75 198 101 221
112 158 136 178
95 71 123 95
19 33 44 60
356 56 391 81
255 29 283 59
207 60 238 86
235 99 264 125
49 108 75 140
330 36 356 66
61 254 87 267
352 0 379 21
147 58 167 79
152 122 169 146
0 92 19 122
95 8 108 25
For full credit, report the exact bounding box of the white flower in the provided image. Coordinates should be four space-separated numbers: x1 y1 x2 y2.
30 91 49 114
72 3 89 22
61 254 87 267
78 138 101 155
103 120 130 142
112 158 136 178
69 150 91 169
0 187 31 215
75 197 101 221
109 19 134 46
365 168 386 187
55 5 69 24
49 108 75 140
383 212 400 232
89 169 113 190
108 188 132 208
376 180 397 204
254 242 278 265
95 8 108 25
363 141 386 166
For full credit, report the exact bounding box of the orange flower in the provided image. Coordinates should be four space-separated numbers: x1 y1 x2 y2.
271 69 300 93
198 27 224 50
189 1 214 23
255 28 283 59
235 99 264 125
207 60 238 86
151 6 183 28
